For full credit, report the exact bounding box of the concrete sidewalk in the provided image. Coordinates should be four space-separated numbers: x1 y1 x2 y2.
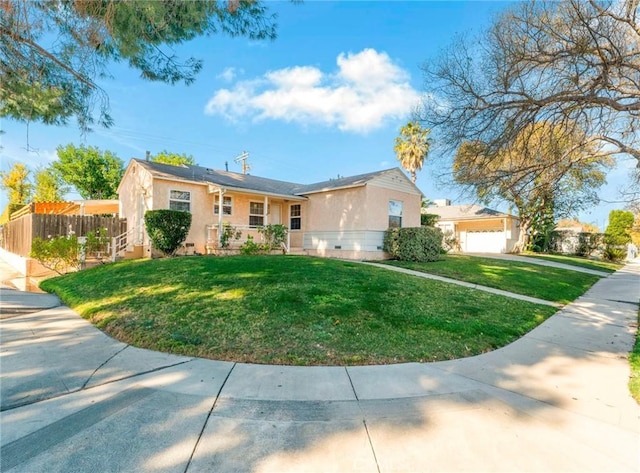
1 262 639 472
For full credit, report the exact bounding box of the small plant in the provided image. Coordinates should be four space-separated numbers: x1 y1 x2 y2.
85 227 110 260
603 245 626 262
145 209 192 256
259 224 287 251
30 235 80 274
239 235 267 255
219 222 242 249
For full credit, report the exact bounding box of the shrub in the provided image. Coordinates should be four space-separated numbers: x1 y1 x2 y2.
31 235 80 274
603 245 626 262
383 226 443 262
85 227 110 260
144 210 192 256
239 235 267 255
576 232 602 257
219 223 242 249
259 224 287 251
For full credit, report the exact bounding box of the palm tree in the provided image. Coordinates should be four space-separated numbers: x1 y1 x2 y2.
394 121 431 183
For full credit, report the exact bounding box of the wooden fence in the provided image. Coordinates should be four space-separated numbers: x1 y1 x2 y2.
0 214 127 257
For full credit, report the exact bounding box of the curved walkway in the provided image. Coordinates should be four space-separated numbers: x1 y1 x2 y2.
1 260 639 472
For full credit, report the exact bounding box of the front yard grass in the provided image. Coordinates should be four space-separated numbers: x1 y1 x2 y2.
382 255 602 304
520 252 623 273
40 255 557 366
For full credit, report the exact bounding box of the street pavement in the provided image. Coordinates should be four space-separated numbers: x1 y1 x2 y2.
0 258 639 472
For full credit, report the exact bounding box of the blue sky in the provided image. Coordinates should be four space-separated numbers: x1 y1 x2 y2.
1 0 635 231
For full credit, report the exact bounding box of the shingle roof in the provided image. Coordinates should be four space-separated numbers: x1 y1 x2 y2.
134 159 405 197
135 159 303 197
293 169 395 195
427 204 517 221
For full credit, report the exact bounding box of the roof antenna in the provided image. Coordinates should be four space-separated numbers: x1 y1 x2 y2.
234 151 251 174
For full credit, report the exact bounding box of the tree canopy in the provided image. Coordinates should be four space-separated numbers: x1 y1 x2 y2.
150 150 196 166
54 144 124 199
1 0 278 130
453 122 613 251
605 210 635 246
394 121 431 183
420 0 640 172
0 162 32 205
33 167 68 203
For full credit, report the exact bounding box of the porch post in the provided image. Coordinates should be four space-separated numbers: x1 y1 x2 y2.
264 195 269 226
218 188 224 245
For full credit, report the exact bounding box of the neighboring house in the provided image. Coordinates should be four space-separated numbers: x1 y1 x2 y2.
117 159 423 260
427 200 520 253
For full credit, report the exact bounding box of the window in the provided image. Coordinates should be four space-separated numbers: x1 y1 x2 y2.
290 204 301 230
388 200 403 228
169 190 191 212
249 202 264 227
214 195 233 215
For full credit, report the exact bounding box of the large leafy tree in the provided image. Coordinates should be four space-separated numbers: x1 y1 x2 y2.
1 0 278 130
0 162 33 205
453 122 613 252
420 0 640 173
394 121 431 183
151 150 196 166
33 166 68 202
54 144 124 199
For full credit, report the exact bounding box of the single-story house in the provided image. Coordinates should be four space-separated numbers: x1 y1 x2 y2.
427 200 520 253
117 159 423 260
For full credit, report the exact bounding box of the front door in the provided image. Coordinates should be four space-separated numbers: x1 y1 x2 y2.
270 204 281 225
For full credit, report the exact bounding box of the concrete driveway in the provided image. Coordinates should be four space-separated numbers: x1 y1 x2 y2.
1 260 639 472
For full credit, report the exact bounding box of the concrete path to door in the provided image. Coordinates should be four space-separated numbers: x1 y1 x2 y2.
0 259 638 472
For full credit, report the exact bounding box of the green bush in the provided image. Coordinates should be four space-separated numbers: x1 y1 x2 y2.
144 210 192 256
259 224 287 251
603 245 626 262
219 223 242 249
576 232 602 257
420 213 439 227
85 227 110 259
383 226 443 262
239 235 267 255
31 235 80 274
604 210 634 247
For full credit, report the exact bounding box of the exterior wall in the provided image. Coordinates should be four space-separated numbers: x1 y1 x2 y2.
302 179 421 258
118 161 154 253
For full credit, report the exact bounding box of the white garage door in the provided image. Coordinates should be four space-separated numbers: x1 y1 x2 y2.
465 230 505 253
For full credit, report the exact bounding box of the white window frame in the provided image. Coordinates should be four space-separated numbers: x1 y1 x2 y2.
249 201 264 227
214 195 233 215
169 190 191 212
388 200 403 228
290 204 301 230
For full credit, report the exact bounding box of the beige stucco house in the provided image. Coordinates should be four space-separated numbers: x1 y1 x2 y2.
427 200 520 253
117 159 423 260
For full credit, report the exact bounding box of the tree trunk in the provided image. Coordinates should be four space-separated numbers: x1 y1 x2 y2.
512 219 532 253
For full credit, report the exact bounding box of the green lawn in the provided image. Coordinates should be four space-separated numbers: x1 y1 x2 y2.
382 255 602 304
40 255 557 366
520 253 623 273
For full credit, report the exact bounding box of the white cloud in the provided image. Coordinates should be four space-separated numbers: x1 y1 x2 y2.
217 67 242 82
204 49 420 133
